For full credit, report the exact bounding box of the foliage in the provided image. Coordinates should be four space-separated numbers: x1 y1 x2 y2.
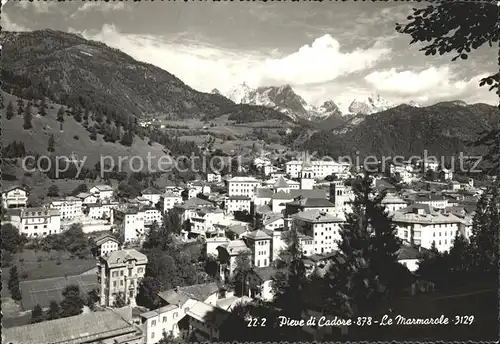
56 106 65 122
47 184 60 197
2 141 27 158
46 300 61 320
38 223 91 258
2 223 28 253
31 304 44 323
113 292 128 308
8 265 23 300
271 228 307 321
23 102 33 129
6 100 15 119
48 134 55 153
70 183 88 196
396 2 499 175
324 174 401 318
59 284 85 318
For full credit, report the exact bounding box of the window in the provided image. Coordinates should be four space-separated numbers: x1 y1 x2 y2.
152 320 156 326
120 280 124 286
120 270 124 276
151 332 155 339
163 316 167 323
113 281 117 287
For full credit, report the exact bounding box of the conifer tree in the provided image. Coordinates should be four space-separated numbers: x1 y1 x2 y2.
23 103 33 129
40 97 47 116
271 227 307 320
57 106 65 122
46 300 60 320
48 134 55 153
324 174 401 318
17 99 24 116
6 100 15 120
31 304 44 323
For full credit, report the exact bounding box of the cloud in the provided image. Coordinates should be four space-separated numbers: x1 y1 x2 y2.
14 0 57 13
364 66 496 104
70 2 128 17
73 25 389 97
1 12 29 31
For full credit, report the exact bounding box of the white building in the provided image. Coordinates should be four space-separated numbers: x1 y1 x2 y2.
292 210 344 255
19 207 61 237
190 208 225 236
97 249 147 307
285 159 350 179
381 194 408 213
113 208 145 243
391 204 464 252
76 192 98 205
207 172 222 183
1 186 28 208
225 196 252 214
414 194 449 209
226 176 261 198
243 230 272 268
94 234 120 257
85 201 119 220
142 208 163 227
161 192 183 213
49 196 83 220
141 187 163 207
89 185 114 200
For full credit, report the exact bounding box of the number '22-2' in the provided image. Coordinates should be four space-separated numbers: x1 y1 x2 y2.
247 317 267 327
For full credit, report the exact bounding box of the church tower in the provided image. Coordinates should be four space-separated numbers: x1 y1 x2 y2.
329 180 345 209
300 160 315 190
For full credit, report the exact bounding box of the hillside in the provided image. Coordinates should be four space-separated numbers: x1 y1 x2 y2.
0 91 167 169
304 102 500 159
0 30 291 123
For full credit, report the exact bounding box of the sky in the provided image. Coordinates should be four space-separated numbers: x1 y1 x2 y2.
1 1 498 111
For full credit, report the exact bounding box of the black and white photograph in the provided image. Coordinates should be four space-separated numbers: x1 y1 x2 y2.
0 1 499 343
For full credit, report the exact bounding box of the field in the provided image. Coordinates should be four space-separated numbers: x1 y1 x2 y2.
1 250 96 299
19 274 98 310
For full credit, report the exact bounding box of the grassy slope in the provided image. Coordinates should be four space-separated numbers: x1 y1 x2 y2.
1 91 168 169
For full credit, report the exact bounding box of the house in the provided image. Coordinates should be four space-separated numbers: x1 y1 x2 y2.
97 249 148 307
3 308 142 344
188 181 211 196
140 304 187 344
18 207 61 237
397 245 422 272
243 230 272 268
94 233 120 257
414 193 449 209
262 212 284 230
161 192 183 213
226 176 261 198
186 301 241 341
245 266 277 301
292 209 344 255
285 196 336 217
141 187 163 207
1 185 28 208
49 196 83 220
225 195 252 214
207 172 222 183
142 207 163 227
285 159 350 179
391 204 464 252
190 208 225 236
76 192 98 205
89 184 114 200
381 194 408 213
113 207 146 243
217 240 252 281
85 200 119 220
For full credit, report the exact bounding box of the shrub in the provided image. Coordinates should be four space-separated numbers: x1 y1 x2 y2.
73 135 79 140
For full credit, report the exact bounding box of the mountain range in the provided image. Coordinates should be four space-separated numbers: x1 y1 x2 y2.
1 29 498 161
218 82 423 122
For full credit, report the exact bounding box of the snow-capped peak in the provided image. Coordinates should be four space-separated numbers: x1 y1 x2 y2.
407 100 422 107
226 82 253 103
347 94 394 115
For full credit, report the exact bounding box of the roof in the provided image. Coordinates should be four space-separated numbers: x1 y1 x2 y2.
162 191 181 198
274 177 289 189
415 194 447 202
94 234 120 246
140 304 178 319
142 187 162 195
271 190 293 200
3 309 136 344
290 189 327 199
177 197 213 209
76 192 93 199
292 209 344 223
392 204 463 225
103 249 147 268
287 197 335 208
244 229 272 240
21 208 60 218
262 212 283 226
227 176 260 183
255 188 274 199
227 224 248 235
158 282 220 305
91 185 113 192
255 204 272 214
381 194 407 204
219 240 251 255
1 185 26 194
186 301 231 327
228 195 251 201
